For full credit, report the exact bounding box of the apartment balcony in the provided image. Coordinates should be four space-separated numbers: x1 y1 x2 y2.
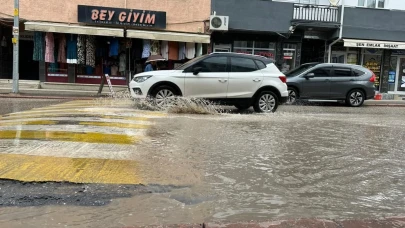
293 4 339 23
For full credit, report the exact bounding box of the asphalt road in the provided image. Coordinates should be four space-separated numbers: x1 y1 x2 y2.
0 98 404 227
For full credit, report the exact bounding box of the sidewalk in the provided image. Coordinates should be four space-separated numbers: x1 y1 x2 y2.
0 79 127 99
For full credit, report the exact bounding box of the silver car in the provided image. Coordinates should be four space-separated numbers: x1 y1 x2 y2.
285 63 376 107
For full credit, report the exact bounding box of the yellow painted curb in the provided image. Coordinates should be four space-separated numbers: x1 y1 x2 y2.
0 154 142 184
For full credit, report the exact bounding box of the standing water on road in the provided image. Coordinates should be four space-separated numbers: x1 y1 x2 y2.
1 97 405 227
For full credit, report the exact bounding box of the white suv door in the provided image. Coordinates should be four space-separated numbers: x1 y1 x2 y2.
184 56 229 98
227 57 264 98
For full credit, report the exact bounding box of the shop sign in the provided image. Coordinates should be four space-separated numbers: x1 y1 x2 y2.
344 39 405 50
78 5 166 29
391 50 405 55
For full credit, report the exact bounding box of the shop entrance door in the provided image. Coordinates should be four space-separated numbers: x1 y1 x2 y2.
395 57 405 93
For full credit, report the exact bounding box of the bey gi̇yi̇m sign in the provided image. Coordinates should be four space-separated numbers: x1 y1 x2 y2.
78 5 166 29
344 39 405 49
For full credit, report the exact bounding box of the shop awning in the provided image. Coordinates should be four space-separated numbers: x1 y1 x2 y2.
126 29 210 43
24 22 124 37
344 39 405 50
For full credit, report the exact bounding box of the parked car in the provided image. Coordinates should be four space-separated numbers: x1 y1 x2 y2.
285 63 376 107
129 52 288 112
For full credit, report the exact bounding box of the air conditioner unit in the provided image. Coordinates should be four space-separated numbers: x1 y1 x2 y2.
209 15 229 31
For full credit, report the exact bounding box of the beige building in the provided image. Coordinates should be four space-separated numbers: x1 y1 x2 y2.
0 0 211 84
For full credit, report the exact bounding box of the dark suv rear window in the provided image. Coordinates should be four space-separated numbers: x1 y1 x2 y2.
353 69 365 76
255 60 266 70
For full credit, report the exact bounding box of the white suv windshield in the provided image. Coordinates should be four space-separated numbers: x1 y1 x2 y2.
175 55 207 70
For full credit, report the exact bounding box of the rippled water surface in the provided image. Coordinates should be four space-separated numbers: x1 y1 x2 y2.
1 104 405 227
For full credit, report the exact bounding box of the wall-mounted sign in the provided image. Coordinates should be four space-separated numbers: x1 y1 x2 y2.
344 39 405 50
78 5 166 29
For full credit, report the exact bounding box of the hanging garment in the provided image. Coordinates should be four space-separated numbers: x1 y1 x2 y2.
119 52 126 72
86 35 96 67
178 42 186 60
49 47 59 73
141 40 151 58
77 35 85 64
186 43 195 59
45 33 55 63
196 43 203 57
111 65 118 76
161 41 169 60
109 38 119 57
168 42 179 60
67 35 77 64
33 32 44 61
57 34 67 63
150 40 160 55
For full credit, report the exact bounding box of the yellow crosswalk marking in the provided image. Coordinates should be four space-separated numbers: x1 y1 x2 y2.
0 154 141 184
0 113 151 121
0 120 57 126
78 121 150 129
0 130 139 144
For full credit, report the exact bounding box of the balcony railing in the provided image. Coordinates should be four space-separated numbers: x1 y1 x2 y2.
293 4 339 23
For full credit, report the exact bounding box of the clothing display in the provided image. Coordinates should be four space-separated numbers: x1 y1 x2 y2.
67 35 77 64
161 41 169 60
58 34 67 63
196 43 203 57
49 47 59 73
168 42 179 60
119 52 126 72
33 32 44 61
109 38 119 57
150 40 160 55
142 40 151 58
186 43 195 59
178 42 186 60
45 33 55 63
111 65 118 75
77 35 85 64
86 35 96 67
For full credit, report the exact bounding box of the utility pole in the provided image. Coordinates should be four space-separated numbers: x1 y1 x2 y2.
12 0 19 93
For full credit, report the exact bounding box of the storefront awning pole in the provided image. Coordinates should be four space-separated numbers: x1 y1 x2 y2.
328 0 345 63
12 0 19 93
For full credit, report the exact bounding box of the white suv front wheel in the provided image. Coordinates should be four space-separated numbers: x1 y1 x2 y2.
150 85 177 107
253 91 279 113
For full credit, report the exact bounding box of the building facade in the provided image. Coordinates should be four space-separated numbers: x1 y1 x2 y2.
212 0 405 99
0 0 210 85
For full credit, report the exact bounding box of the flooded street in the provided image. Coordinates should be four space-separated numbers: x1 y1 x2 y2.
1 98 405 227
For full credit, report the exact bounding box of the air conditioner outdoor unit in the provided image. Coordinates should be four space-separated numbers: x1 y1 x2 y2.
209 15 229 31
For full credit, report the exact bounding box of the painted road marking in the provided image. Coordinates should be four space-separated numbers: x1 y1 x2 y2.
0 113 152 121
0 130 140 144
5 108 166 117
0 153 141 184
0 120 150 129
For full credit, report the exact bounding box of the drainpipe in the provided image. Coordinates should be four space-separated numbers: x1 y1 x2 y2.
328 0 345 63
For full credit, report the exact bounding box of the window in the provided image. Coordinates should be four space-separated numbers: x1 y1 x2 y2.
353 69 365 76
310 68 331 77
234 41 275 59
255 60 266 70
333 68 352 77
358 0 385 8
231 57 257 72
193 56 228 73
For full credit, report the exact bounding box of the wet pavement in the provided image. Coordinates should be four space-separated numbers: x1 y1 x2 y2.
0 98 405 227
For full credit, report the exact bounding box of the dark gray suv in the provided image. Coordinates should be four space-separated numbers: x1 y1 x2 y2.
286 63 376 107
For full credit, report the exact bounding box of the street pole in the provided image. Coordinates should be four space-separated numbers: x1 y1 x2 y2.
12 0 19 93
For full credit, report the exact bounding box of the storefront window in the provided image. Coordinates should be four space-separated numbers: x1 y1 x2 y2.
281 43 297 73
233 41 275 59
347 53 358 65
388 56 397 92
398 58 405 92
358 0 385 8
363 51 382 89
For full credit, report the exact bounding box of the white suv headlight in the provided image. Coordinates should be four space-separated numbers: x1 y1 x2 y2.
133 75 152 83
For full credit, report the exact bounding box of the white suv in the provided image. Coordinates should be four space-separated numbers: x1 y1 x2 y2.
129 52 288 112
